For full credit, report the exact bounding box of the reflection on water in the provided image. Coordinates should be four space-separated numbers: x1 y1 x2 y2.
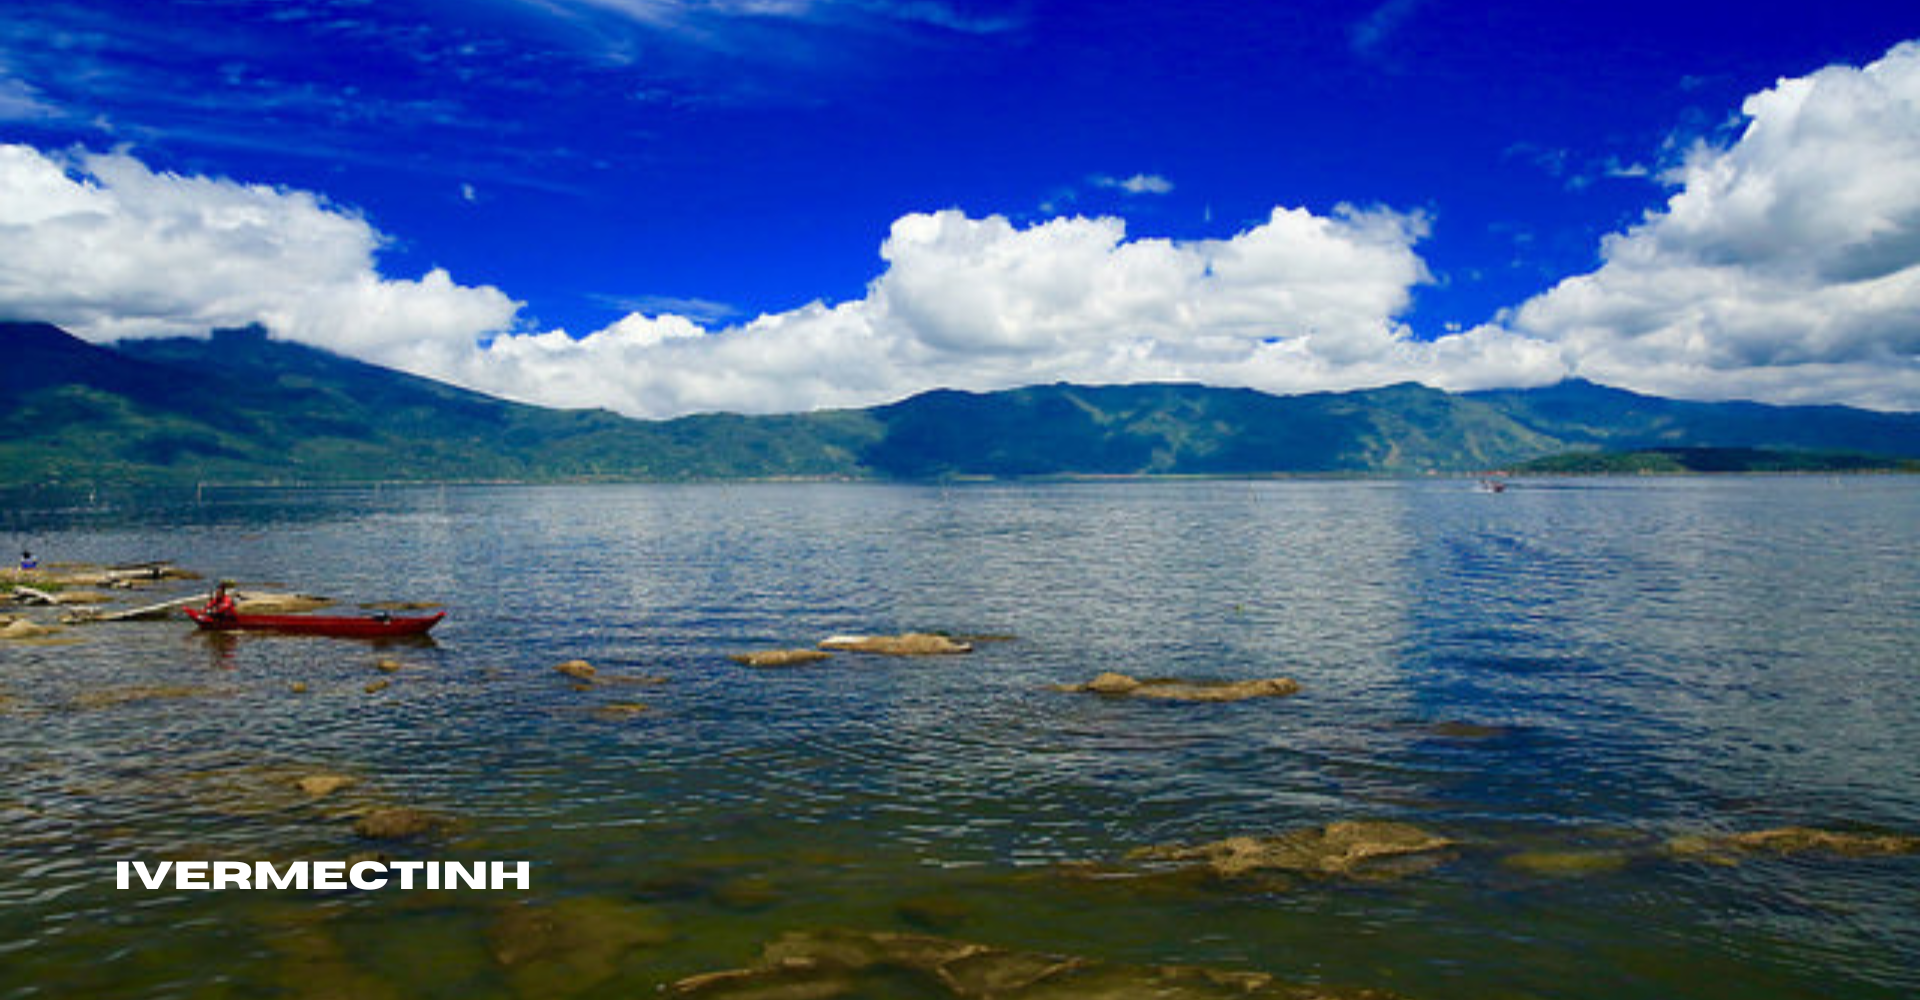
2 478 1917 999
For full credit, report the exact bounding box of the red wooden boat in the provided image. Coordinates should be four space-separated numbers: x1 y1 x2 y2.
185 607 445 638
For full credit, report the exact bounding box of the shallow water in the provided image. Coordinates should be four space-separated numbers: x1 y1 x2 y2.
1 478 1917 999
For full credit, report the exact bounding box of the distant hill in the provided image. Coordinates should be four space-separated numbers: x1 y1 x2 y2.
1513 447 1920 475
860 381 1563 476
0 322 880 484
1467 380 1920 457
3 321 1917 485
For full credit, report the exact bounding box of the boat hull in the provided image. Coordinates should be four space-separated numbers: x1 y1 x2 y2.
185 608 445 637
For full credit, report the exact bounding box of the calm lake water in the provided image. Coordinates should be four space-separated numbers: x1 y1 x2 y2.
2 478 1916 999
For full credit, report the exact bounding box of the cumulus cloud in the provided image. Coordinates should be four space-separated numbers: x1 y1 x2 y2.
1509 40 1920 410
0 144 520 365
18 37 1920 423
1091 173 1174 196
437 206 1567 417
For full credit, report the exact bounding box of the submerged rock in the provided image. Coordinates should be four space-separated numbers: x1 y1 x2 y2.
295 774 357 798
364 679 391 694
1666 826 1920 864
1054 672 1302 703
731 649 834 668
71 684 220 709
374 658 404 673
595 672 668 686
1501 850 1631 877
711 873 783 910
1423 721 1510 740
487 897 672 997
669 927 1404 999
352 807 452 841
259 918 407 1000
895 893 974 931
819 633 972 656
179 763 383 818
592 702 649 721
1130 820 1454 879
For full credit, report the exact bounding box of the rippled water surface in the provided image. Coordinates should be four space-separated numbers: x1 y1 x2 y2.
2 478 1917 999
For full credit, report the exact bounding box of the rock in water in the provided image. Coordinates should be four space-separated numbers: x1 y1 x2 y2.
554 660 597 681
295 774 356 798
1082 672 1140 694
1501 850 1631 877
730 649 834 668
352 807 449 840
1 619 63 640
487 898 672 997
1131 820 1453 878
1054 672 1301 702
669 927 1406 999
1666 825 1920 864
818 633 972 656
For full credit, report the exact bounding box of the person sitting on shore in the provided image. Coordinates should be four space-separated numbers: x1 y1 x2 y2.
18 550 35 572
205 581 238 619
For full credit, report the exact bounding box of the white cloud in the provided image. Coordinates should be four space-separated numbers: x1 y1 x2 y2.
436 205 1567 418
0 141 1569 419
1091 173 1174 196
1509 40 1920 410
0 143 520 365
16 36 1920 424
0 75 57 121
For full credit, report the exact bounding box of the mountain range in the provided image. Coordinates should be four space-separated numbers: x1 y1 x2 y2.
4 320 1917 485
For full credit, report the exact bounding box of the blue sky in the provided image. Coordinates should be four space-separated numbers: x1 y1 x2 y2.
2 0 1917 416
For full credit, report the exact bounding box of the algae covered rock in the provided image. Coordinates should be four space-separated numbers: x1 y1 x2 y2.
486 897 672 997
352 807 453 840
1501 849 1631 877
731 649 834 668
1131 820 1453 879
669 927 1405 999
896 893 974 931
1666 825 1920 864
1055 672 1302 703
818 633 972 656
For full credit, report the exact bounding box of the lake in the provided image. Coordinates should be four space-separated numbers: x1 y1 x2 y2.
2 477 1917 999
